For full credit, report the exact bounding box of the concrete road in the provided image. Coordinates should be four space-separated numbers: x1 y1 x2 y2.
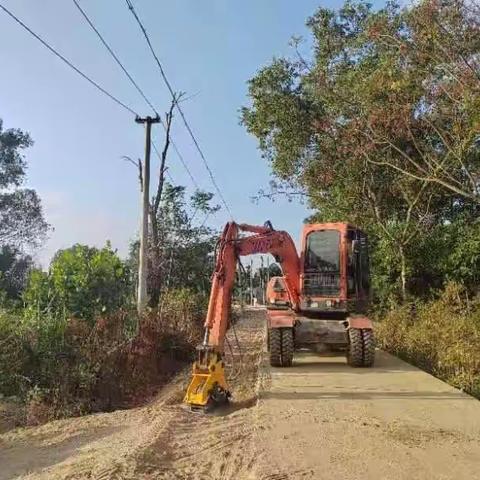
253 349 480 480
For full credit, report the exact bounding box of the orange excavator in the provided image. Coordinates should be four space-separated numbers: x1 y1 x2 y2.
184 221 374 410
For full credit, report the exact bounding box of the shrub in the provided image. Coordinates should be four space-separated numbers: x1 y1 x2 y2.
0 288 206 424
24 243 132 325
376 283 480 398
0 311 30 397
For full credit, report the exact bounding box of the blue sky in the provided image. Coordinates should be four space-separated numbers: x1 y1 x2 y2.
0 0 382 266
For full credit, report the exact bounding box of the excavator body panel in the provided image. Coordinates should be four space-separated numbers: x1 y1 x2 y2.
266 276 290 309
266 308 296 328
294 318 348 346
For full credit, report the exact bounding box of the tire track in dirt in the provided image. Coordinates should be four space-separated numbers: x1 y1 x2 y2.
0 308 266 480
129 308 265 480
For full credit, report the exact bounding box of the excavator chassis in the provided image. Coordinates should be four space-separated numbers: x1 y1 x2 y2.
266 309 374 367
184 347 230 412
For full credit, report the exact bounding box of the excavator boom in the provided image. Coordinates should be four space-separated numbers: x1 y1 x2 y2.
184 221 300 410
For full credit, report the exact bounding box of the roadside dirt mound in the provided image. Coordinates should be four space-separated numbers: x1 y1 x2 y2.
0 400 22 435
0 308 265 480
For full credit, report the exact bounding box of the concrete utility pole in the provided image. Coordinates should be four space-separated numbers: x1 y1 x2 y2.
135 114 160 314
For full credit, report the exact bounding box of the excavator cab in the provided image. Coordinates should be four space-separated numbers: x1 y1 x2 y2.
300 223 370 314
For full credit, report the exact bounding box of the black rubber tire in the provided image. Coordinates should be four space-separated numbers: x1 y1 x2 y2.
280 328 294 367
347 328 375 367
362 329 375 367
347 328 364 367
269 328 282 367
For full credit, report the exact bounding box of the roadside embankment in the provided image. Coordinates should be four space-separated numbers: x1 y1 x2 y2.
376 283 480 399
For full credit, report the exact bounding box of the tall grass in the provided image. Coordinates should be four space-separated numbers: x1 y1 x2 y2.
0 288 206 425
376 283 480 398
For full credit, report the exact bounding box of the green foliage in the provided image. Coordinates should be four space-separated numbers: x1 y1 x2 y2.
0 119 49 248
377 283 480 398
440 218 480 288
130 183 219 305
242 0 480 304
0 312 28 396
0 287 205 423
0 119 32 188
370 215 480 306
0 246 33 308
24 243 131 325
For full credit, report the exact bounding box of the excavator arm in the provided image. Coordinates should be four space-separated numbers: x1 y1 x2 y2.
184 221 300 410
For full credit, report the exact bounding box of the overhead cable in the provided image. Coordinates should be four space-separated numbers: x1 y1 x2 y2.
124 0 234 218
0 3 138 116
72 0 202 191
72 0 158 116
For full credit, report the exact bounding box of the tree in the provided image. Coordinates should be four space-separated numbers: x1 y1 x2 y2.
148 96 177 305
360 0 480 202
0 119 49 247
128 184 220 306
0 245 33 306
126 94 192 307
24 243 131 325
155 186 219 296
242 0 479 301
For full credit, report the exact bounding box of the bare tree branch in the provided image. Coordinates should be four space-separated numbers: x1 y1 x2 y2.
122 155 142 189
363 152 478 201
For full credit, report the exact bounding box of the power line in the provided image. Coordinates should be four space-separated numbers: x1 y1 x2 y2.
166 169 175 184
124 0 234 218
72 0 158 116
152 140 199 189
71 0 202 192
1 0 210 225
0 2 138 116
169 139 200 189
200 212 211 228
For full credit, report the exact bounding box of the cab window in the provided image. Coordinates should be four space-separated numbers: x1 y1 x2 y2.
305 230 340 273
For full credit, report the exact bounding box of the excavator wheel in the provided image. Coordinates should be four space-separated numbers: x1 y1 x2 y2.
268 328 294 367
269 329 282 366
347 328 375 367
281 328 294 367
362 329 375 367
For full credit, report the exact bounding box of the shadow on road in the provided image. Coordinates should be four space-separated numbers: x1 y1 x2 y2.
279 350 419 374
0 425 123 480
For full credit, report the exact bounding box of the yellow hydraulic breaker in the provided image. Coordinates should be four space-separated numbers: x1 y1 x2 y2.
184 347 230 411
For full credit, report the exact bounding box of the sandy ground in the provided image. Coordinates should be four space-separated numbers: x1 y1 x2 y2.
1 308 480 479
0 309 264 480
